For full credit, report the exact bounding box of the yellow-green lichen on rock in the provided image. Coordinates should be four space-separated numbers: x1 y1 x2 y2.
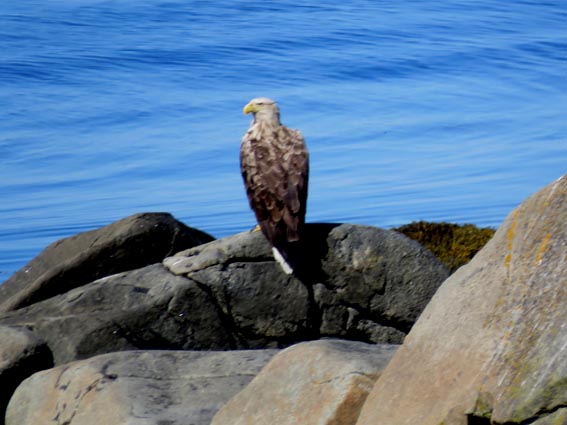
394 221 495 273
356 174 567 425
475 175 567 423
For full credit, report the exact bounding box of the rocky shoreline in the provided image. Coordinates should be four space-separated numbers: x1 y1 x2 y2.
1 174 565 425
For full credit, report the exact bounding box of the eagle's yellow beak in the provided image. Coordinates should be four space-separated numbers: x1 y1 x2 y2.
243 102 259 115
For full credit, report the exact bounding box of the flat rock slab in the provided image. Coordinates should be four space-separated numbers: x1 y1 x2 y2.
357 175 567 425
6 349 279 425
212 339 399 425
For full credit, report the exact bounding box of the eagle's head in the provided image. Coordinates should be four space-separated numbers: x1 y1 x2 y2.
243 97 281 126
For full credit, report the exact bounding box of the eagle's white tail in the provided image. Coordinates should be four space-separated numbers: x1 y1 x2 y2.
272 247 293 275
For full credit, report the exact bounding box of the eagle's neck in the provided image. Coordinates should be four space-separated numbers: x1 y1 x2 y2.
249 120 281 141
253 111 280 127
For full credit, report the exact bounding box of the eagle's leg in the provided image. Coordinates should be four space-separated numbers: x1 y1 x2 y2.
249 224 261 233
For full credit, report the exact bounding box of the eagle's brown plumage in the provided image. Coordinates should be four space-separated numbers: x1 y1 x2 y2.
241 97 309 274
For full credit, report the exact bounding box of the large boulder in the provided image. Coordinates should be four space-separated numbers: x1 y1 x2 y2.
0 212 214 312
0 264 230 365
212 339 399 425
0 223 448 366
356 175 567 425
6 349 278 425
165 223 450 344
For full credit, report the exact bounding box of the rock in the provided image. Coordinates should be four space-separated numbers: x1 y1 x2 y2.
0 212 213 313
530 409 567 425
319 224 449 337
6 349 278 425
0 223 447 366
0 326 53 425
166 223 450 344
0 264 231 365
212 339 399 425
0 219 447 425
356 174 567 425
166 230 315 347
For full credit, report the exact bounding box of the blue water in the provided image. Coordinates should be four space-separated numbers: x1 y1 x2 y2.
1 1 565 281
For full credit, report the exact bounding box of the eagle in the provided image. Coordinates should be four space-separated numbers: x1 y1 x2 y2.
241 97 309 274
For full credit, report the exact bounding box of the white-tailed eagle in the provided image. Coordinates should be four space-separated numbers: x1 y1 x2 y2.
241 97 309 274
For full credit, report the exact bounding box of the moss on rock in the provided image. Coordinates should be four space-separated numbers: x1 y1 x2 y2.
394 221 495 273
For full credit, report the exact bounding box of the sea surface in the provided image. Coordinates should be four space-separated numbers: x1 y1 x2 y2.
1 0 565 281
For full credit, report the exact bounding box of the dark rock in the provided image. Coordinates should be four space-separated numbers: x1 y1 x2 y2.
165 223 450 344
0 325 53 425
171 233 314 348
0 223 448 367
317 224 449 335
0 212 214 313
6 349 279 425
0 264 231 365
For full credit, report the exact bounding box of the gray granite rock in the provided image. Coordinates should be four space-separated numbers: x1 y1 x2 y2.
165 223 450 344
6 349 278 425
0 264 230 365
357 175 567 425
212 339 399 425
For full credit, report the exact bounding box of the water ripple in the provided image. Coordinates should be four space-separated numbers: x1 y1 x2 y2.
0 0 565 279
